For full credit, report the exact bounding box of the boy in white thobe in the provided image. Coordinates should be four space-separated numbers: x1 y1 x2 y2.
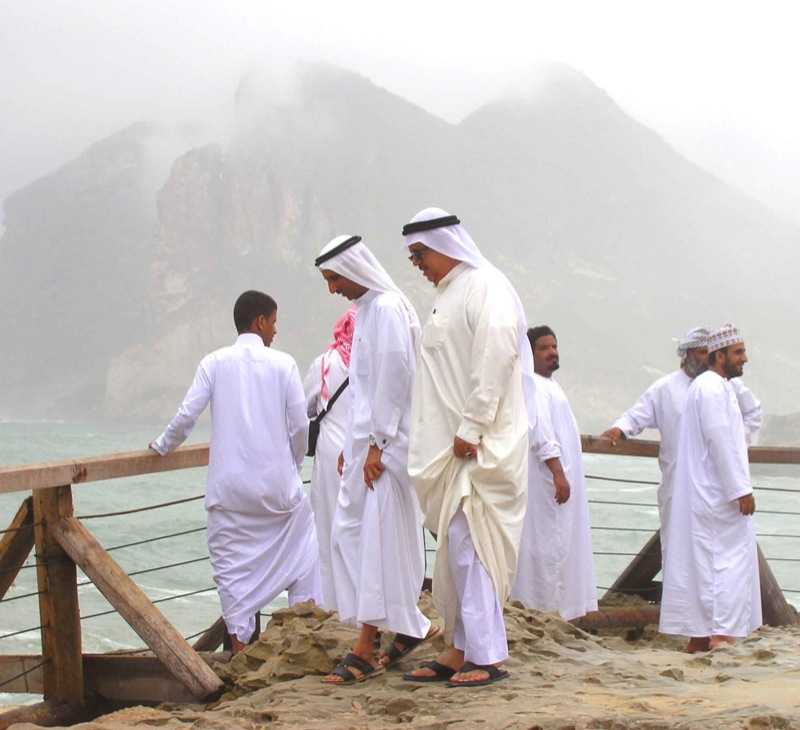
602 327 762 561
659 324 761 652
304 307 355 611
401 208 535 688
315 235 430 686
150 290 321 654
512 326 597 620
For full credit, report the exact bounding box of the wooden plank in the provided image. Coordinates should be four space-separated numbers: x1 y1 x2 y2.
573 606 660 630
758 544 800 626
0 700 85 730
0 443 209 495
192 616 226 652
50 515 223 700
602 530 663 603
0 653 228 703
0 497 34 599
33 486 84 707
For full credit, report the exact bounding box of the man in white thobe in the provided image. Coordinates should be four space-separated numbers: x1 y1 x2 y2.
601 327 762 561
304 306 355 611
401 208 535 687
315 235 431 685
511 326 598 620
659 323 761 652
150 290 321 654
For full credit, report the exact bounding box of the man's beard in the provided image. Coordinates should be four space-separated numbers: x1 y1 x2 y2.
684 358 708 378
548 358 560 374
724 360 744 378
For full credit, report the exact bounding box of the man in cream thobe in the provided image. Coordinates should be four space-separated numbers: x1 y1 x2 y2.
512 326 597 620
602 327 762 561
315 235 430 685
659 324 761 652
402 208 534 687
150 290 321 653
304 307 354 611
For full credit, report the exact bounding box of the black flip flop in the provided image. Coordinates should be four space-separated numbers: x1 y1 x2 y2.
403 660 456 683
381 626 441 669
446 661 509 688
322 652 385 685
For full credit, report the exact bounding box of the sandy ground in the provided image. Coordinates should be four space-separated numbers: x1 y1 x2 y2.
8 596 800 729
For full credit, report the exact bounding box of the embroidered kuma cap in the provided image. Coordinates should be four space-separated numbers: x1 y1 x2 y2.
707 323 743 353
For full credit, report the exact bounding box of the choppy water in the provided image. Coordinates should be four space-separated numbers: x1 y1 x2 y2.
1 420 798 703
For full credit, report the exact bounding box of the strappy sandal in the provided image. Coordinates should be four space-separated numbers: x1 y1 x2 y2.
402 660 456 683
447 661 509 688
381 625 441 668
322 652 385 685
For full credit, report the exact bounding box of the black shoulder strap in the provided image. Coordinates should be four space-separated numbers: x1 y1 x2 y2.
315 377 350 425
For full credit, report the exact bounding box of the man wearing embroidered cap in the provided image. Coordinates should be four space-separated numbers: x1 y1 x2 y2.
601 326 761 562
314 235 432 685
659 324 761 652
401 208 535 687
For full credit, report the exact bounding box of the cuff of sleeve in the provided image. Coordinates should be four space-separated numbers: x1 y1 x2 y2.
456 418 483 445
151 435 169 456
370 432 391 450
537 444 561 462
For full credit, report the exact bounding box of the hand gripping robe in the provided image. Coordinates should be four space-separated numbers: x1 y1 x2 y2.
404 209 533 664
316 236 430 638
512 374 598 620
304 310 354 611
614 370 763 560
152 334 321 642
659 370 762 638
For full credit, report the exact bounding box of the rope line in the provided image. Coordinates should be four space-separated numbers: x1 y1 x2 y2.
76 494 205 520
0 522 41 535
0 588 43 603
0 658 49 691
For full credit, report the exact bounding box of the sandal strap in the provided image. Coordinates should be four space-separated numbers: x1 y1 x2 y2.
421 660 456 677
341 652 376 675
458 661 502 678
330 663 357 682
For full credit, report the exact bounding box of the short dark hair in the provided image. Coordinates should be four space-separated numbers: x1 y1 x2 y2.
528 325 556 349
708 348 725 366
233 290 277 334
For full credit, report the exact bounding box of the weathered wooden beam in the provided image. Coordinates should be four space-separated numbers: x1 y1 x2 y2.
0 443 209 494
573 605 661 630
192 616 226 652
0 497 34 600
0 653 228 703
33 486 84 707
602 530 663 603
758 544 800 626
0 700 86 730
50 515 223 700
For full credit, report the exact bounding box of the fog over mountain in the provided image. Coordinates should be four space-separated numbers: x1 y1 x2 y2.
2 63 799 435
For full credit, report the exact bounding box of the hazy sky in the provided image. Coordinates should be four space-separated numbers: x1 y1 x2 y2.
2 0 800 220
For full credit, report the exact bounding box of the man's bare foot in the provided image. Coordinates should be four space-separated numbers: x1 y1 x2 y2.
403 646 463 680
686 636 710 653
231 636 247 655
449 662 505 685
709 635 736 650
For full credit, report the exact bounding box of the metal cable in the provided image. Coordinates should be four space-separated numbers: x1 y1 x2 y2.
105 526 206 553
593 551 640 557
0 658 49 691
586 473 799 495
0 624 44 641
80 586 217 621
75 556 210 590
588 499 657 508
591 525 656 532
76 494 205 520
0 588 43 603
757 532 800 539
0 522 41 535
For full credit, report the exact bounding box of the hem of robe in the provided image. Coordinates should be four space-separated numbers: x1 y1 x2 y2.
658 622 761 639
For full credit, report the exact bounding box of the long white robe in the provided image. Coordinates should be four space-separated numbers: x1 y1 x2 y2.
659 370 762 638
153 333 321 641
613 370 762 558
408 263 528 640
304 348 349 611
329 289 430 638
512 374 598 620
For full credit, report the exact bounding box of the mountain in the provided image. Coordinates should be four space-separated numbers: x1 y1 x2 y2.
2 63 799 433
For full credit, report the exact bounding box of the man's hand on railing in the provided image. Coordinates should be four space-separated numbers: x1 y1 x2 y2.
600 427 625 446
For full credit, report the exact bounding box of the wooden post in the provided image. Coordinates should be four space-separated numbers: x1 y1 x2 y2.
602 530 662 602
758 545 799 626
33 485 84 708
0 497 35 600
49 515 223 700
0 700 84 730
193 616 226 652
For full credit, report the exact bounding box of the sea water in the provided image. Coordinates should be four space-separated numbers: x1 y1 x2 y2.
1 420 798 703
